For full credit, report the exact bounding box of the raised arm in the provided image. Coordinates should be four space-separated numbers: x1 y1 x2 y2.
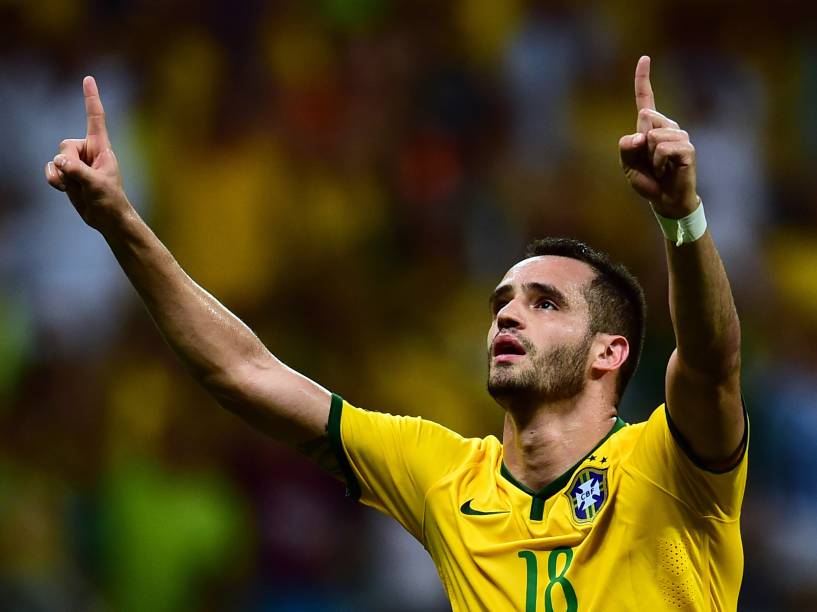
618 57 744 468
44 77 339 475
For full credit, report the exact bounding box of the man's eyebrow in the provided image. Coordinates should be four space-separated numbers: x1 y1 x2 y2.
489 284 514 308
522 282 567 306
488 282 568 309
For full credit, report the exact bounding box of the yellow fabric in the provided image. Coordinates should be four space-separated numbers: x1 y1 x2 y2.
335 398 747 611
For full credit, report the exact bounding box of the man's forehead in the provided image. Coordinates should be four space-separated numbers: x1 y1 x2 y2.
497 255 595 292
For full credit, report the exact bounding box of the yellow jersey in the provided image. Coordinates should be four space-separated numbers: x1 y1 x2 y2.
328 394 748 611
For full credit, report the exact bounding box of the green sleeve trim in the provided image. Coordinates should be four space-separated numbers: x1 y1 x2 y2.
328 393 362 501
665 399 749 475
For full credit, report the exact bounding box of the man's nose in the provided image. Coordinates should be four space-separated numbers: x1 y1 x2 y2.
497 300 524 329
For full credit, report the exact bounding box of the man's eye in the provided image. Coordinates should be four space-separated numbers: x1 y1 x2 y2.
535 300 556 310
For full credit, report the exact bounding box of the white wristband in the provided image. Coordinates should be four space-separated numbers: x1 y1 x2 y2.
651 198 707 246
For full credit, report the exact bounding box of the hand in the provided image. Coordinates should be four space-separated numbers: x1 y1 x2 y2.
619 56 699 219
44 76 131 231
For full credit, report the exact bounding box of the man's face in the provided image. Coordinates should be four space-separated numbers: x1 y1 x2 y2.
486 256 596 406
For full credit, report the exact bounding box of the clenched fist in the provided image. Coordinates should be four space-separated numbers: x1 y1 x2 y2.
44 76 132 232
619 56 700 219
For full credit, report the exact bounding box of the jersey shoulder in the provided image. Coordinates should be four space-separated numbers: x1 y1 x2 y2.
611 403 748 520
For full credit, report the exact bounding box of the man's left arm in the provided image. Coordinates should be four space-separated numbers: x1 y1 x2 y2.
619 56 744 469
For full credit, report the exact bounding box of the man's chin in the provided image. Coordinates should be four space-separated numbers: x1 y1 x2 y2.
487 373 531 400
488 360 526 380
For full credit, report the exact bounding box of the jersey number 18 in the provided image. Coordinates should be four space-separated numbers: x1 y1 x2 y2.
518 548 577 612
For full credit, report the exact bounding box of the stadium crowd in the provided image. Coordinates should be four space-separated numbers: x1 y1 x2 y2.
1 0 816 609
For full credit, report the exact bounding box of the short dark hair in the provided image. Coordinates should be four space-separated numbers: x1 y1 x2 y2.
524 237 647 403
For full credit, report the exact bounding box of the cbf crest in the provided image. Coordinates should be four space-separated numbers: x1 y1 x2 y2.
566 467 608 523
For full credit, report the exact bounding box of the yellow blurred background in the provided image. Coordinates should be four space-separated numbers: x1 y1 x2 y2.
1 0 815 609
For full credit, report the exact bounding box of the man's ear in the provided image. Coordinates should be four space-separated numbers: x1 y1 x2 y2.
590 335 630 379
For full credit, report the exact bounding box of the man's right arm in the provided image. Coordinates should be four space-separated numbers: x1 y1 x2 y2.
45 76 338 475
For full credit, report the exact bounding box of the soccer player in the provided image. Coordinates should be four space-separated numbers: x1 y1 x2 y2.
45 56 746 610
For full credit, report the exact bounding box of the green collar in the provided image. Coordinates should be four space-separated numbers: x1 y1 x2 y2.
500 416 627 520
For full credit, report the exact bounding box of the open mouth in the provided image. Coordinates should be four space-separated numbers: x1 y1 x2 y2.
492 334 527 359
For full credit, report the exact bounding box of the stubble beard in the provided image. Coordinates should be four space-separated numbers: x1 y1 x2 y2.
487 332 594 407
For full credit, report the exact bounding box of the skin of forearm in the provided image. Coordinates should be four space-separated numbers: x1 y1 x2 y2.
46 80 334 457
99 206 274 392
665 232 741 380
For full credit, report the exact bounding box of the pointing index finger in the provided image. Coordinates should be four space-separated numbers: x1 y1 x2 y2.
634 55 655 112
83 75 110 148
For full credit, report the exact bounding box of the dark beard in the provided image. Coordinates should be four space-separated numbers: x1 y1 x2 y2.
487 332 593 406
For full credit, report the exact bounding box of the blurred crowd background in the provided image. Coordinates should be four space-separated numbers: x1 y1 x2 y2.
1 0 816 610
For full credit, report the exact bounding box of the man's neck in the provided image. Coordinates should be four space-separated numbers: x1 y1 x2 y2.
500 392 618 492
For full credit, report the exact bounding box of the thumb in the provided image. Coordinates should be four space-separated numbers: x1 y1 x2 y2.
619 132 652 175
54 154 95 184
618 132 646 154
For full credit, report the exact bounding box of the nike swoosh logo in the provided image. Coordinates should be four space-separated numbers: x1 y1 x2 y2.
460 499 510 516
